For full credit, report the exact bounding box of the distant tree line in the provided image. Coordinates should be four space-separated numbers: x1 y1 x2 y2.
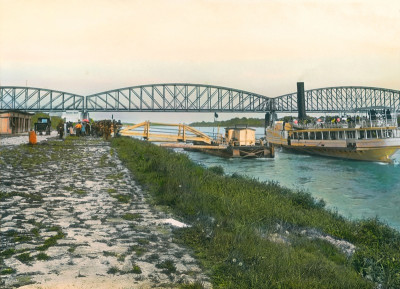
190 117 265 127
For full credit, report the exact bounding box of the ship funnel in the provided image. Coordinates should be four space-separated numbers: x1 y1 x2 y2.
297 82 306 119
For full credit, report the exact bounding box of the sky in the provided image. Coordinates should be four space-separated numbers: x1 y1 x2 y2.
1 0 399 122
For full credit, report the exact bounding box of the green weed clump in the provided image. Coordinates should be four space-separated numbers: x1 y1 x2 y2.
15 252 34 264
156 259 177 275
0 267 16 275
111 137 400 289
122 213 141 221
131 264 142 274
36 252 50 261
37 226 65 251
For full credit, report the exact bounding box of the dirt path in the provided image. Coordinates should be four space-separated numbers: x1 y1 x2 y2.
0 138 210 288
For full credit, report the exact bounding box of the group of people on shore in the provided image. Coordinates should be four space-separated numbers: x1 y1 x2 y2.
56 119 122 140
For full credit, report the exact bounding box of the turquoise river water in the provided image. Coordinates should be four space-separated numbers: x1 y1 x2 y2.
182 127 400 231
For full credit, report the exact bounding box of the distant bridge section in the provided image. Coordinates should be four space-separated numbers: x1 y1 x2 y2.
0 87 84 111
85 83 272 112
274 86 400 112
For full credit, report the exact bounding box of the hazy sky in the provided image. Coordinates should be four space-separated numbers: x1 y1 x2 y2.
1 0 399 122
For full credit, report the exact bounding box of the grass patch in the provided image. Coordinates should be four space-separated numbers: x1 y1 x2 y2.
0 248 16 258
179 282 205 289
107 188 117 194
16 252 34 264
112 137 400 289
110 194 131 203
107 266 119 275
6 230 33 243
73 189 87 196
37 226 65 251
0 191 42 202
131 264 142 274
0 267 16 275
122 213 142 221
103 251 117 257
31 227 40 238
37 252 50 261
106 173 124 180
156 259 177 275
129 245 148 257
63 186 75 192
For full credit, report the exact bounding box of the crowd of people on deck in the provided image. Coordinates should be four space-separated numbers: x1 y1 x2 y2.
56 119 122 140
284 109 396 129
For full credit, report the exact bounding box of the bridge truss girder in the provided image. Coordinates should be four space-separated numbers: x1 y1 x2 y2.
0 87 84 111
85 84 272 112
274 86 400 113
1 85 400 114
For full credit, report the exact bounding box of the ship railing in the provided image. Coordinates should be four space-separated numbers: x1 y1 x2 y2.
292 119 398 130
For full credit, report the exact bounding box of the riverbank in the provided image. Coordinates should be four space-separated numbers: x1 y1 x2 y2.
0 137 209 288
112 137 400 289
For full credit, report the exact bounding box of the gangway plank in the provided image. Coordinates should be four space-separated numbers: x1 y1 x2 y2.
120 121 213 144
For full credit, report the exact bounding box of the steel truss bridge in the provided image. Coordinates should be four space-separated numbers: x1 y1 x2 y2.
1 84 399 113
0 86 84 111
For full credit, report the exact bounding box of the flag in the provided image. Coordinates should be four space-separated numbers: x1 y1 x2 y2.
214 112 219 118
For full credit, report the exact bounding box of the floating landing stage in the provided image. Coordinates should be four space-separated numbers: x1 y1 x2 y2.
160 143 274 159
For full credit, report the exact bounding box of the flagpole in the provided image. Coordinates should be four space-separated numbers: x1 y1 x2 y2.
212 112 219 141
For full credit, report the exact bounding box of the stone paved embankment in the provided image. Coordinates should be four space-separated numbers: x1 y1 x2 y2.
0 137 209 289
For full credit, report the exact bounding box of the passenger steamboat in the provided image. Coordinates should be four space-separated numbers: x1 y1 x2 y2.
266 109 400 163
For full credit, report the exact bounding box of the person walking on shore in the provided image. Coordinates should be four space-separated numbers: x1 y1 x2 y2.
57 119 64 139
75 122 82 137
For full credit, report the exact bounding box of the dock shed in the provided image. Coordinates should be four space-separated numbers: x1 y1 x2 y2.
225 126 256 146
0 110 33 135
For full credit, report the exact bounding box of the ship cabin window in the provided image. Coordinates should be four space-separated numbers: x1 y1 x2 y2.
294 132 302 140
387 129 393 138
359 130 365 139
377 130 382 138
339 131 345 139
316 132 322 140
323 132 329 140
310 131 315 139
346 131 355 139
366 130 378 139
329 131 336 140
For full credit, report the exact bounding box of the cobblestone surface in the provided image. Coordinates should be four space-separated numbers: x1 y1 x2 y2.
0 137 209 289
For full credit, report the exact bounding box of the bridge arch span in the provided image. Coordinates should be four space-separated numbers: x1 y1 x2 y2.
85 83 272 112
273 86 400 113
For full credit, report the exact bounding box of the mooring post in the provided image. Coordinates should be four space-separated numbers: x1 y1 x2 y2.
297 82 306 120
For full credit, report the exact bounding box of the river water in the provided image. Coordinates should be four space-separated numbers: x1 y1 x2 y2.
183 127 400 231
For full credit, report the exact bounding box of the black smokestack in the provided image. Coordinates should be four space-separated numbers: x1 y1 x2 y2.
297 82 306 119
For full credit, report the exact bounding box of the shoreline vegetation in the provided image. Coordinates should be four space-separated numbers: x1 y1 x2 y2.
112 137 400 289
190 117 265 127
